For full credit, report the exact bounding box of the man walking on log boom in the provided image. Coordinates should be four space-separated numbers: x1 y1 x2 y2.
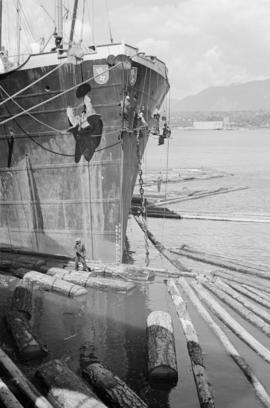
74 238 89 271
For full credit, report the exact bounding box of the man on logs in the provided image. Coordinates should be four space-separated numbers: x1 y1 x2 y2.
74 238 89 272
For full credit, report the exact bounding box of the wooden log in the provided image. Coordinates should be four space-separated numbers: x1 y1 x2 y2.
167 279 215 408
180 246 269 272
189 280 270 364
0 377 24 408
153 186 248 206
213 270 270 293
203 280 270 337
214 279 270 324
146 311 178 386
46 270 136 293
134 216 191 272
0 347 53 408
0 275 20 289
62 263 158 281
6 311 47 362
82 362 148 408
224 281 270 309
178 278 270 408
36 359 107 408
11 281 33 319
243 285 270 303
23 271 87 297
170 247 270 279
179 214 270 224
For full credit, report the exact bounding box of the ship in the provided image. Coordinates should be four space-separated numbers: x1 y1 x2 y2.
0 0 169 262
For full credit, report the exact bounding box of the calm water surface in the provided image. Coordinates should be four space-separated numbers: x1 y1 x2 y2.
1 129 270 407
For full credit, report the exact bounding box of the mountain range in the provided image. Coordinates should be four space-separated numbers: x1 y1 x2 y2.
173 78 270 111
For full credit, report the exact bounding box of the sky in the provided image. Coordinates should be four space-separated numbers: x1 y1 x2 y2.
5 0 270 99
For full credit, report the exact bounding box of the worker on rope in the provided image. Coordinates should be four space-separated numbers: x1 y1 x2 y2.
74 238 89 271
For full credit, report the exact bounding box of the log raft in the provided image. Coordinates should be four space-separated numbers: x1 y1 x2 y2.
82 362 148 408
213 279 270 324
36 359 107 408
146 311 178 387
225 281 270 309
62 263 157 281
170 246 270 279
46 269 136 293
202 280 270 337
23 271 87 297
0 347 53 408
178 278 270 408
167 279 215 408
189 280 270 364
213 270 270 294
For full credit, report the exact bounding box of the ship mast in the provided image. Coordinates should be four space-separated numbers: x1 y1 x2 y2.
56 0 63 39
16 0 21 65
69 0 79 48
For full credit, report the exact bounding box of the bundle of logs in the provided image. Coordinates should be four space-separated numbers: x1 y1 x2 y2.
0 277 181 408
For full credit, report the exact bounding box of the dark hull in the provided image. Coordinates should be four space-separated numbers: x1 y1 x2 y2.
0 49 169 262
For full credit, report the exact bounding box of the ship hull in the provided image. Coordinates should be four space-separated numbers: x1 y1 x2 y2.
0 46 169 262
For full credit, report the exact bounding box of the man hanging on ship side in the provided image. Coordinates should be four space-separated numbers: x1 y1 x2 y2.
74 238 89 272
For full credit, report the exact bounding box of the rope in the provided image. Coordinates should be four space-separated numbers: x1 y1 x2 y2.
0 61 67 108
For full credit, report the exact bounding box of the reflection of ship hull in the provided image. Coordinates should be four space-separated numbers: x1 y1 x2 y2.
0 44 169 262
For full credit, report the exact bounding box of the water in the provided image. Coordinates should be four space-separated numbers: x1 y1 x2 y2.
1 128 270 407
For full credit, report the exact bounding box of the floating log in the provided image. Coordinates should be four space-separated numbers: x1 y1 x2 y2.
82 362 148 408
179 213 270 224
167 279 215 408
134 216 191 272
170 247 270 279
11 281 33 319
62 263 156 281
243 285 270 303
6 311 47 362
153 186 248 207
23 271 87 297
146 311 178 386
0 347 53 408
224 281 270 309
189 280 270 364
203 280 270 337
213 271 270 293
178 278 270 408
0 275 20 289
214 279 270 325
0 378 24 408
36 359 107 408
46 269 136 293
